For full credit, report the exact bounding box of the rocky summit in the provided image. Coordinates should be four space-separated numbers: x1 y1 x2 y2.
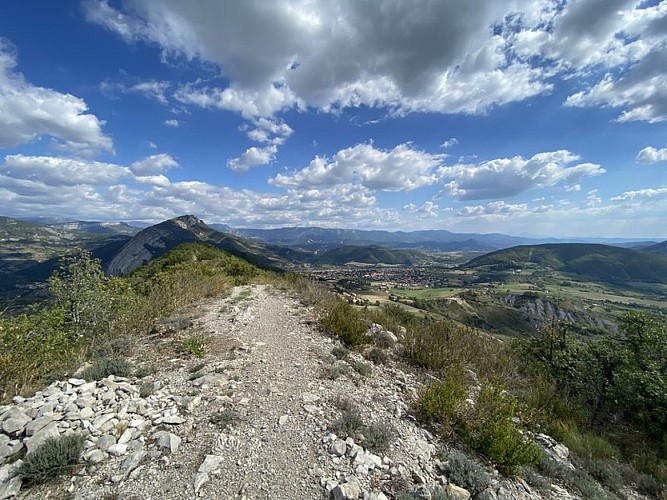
1 285 592 499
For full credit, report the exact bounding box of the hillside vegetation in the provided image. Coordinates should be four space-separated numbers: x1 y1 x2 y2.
464 243 667 283
0 243 262 402
315 245 429 265
289 275 667 497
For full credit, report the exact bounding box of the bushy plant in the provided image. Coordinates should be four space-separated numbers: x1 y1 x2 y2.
18 433 85 485
49 250 134 339
352 361 372 377
331 346 350 359
364 423 394 453
457 384 540 475
80 356 133 381
445 450 492 496
180 333 212 357
367 347 389 365
319 301 370 347
209 410 238 429
0 307 80 401
419 364 469 427
333 410 364 437
320 363 348 380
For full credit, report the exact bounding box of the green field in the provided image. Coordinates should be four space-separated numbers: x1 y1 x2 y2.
390 287 461 299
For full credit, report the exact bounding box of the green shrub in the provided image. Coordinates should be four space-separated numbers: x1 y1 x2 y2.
139 381 154 398
18 433 85 485
209 410 238 429
635 473 663 497
569 469 613 500
364 423 394 454
333 410 364 438
133 365 156 378
419 365 468 427
80 357 133 381
584 459 623 493
352 361 372 377
445 450 492 496
1 307 81 401
367 347 389 365
319 301 370 347
180 333 212 357
457 384 540 475
320 364 348 380
92 336 133 357
331 346 350 359
519 465 551 492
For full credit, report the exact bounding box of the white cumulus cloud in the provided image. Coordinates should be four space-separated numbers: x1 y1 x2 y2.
636 146 667 164
0 39 112 154
437 150 605 200
129 153 178 176
85 0 552 117
2 155 128 186
271 143 445 191
611 187 667 202
227 145 278 172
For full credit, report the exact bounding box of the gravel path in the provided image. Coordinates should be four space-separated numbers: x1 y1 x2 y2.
198 284 328 499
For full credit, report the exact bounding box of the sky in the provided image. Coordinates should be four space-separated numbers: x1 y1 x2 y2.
0 1 666 238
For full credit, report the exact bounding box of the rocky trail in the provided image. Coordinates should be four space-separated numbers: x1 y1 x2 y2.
1 285 577 499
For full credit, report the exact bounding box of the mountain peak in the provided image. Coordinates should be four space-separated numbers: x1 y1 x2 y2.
169 214 205 229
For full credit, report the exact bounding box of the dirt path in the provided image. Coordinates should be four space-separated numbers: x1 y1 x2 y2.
196 284 328 499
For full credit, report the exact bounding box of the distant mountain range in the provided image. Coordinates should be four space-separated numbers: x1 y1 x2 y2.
643 240 667 255
464 243 667 283
209 224 660 252
2 214 667 286
106 216 432 275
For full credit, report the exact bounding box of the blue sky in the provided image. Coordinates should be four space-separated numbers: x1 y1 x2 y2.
1 0 666 238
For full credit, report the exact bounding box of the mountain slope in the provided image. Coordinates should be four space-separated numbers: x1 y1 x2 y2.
105 215 311 275
316 245 429 265
643 240 667 255
463 243 667 283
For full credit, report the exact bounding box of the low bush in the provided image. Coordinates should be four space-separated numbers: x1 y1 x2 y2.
445 450 492 496
209 410 238 429
180 333 212 357
133 365 156 378
80 357 133 381
366 347 389 365
331 346 350 359
584 458 623 493
352 361 372 377
92 336 133 357
139 381 154 398
333 410 364 438
519 465 551 492
319 301 370 347
457 384 540 475
364 423 394 454
18 433 85 485
419 365 469 428
320 364 348 380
